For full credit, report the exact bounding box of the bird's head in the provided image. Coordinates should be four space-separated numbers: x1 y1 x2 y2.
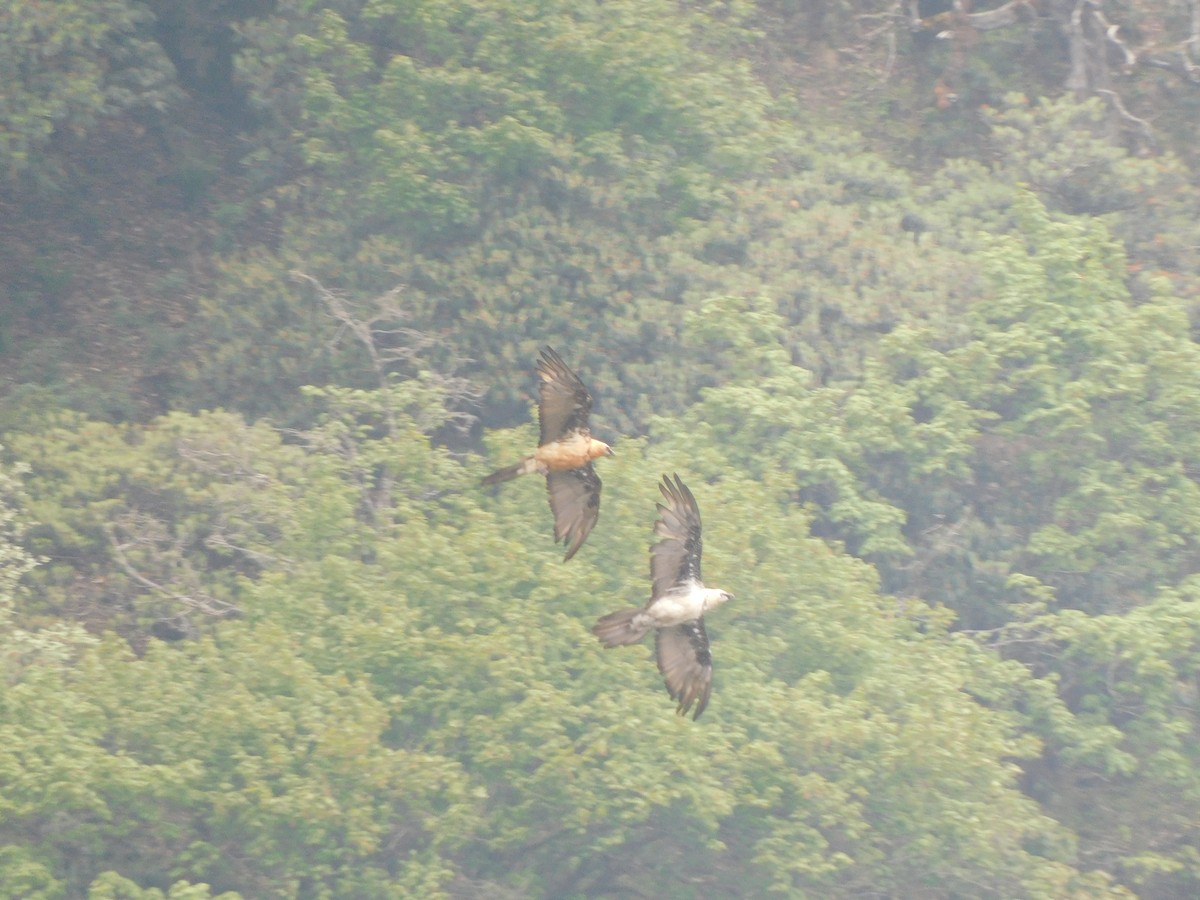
590 439 615 460
704 589 733 611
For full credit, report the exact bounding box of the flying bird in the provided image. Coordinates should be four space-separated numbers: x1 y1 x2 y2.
482 347 614 561
592 474 733 720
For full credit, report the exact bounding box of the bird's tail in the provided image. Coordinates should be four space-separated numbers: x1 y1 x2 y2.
482 456 536 486
592 608 651 647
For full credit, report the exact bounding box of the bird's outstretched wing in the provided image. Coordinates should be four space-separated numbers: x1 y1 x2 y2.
537 347 593 446
650 473 703 600
546 465 602 561
656 619 713 720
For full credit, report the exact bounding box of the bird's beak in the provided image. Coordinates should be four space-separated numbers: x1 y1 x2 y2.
606 446 615 456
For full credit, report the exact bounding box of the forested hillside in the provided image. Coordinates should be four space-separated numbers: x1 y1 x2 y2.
3 1 1200 897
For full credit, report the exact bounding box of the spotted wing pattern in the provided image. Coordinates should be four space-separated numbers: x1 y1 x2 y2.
650 473 704 601
546 465 602 561
655 619 713 720
537 347 593 446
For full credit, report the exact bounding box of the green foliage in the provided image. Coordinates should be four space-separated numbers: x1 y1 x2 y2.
0 629 468 897
995 584 1200 896
0 451 35 600
7 2 1200 896
6 410 311 637
0 0 177 183
87 872 242 900
983 94 1200 306
665 188 1200 895
0 449 96 686
882 195 1200 621
183 0 777 429
236 0 766 248
678 191 1200 623
0 405 1133 896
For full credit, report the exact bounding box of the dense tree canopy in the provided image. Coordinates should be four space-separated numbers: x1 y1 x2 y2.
4 1 1200 897
0 0 177 183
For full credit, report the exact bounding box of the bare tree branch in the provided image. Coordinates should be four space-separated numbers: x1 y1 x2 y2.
1096 88 1157 151
963 0 1039 32
294 272 432 386
176 439 275 487
292 271 481 436
912 0 1200 152
202 531 292 572
105 517 241 621
1090 6 1137 71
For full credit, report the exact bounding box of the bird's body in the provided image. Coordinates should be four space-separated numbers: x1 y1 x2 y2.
482 347 613 560
482 432 611 483
592 474 732 719
594 584 728 642
535 431 613 473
